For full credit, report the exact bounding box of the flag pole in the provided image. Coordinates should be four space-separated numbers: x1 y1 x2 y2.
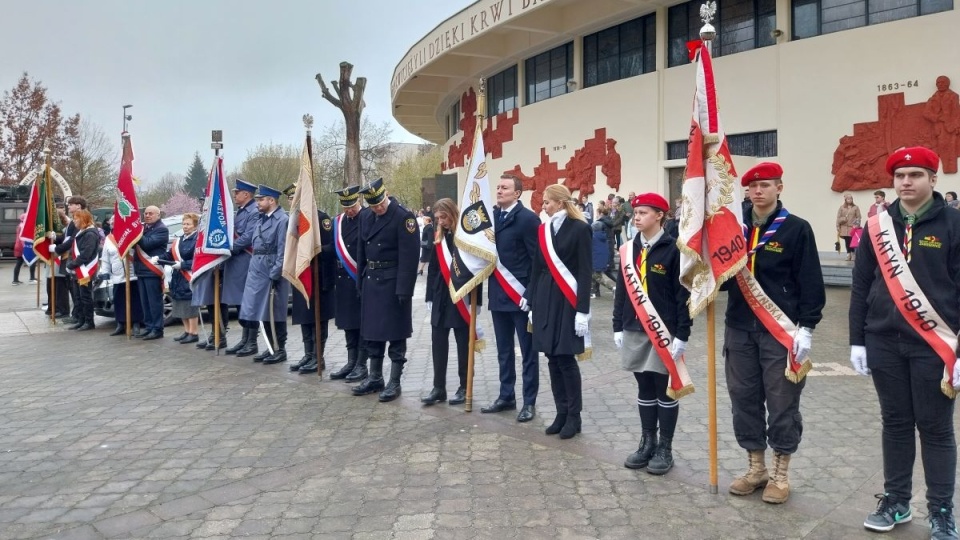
465 288 479 413
211 132 222 356
43 148 57 325
304 114 324 378
36 264 41 308
125 257 132 338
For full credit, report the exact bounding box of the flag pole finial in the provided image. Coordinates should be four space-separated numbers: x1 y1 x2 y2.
303 114 314 135
699 1 717 41
477 78 486 122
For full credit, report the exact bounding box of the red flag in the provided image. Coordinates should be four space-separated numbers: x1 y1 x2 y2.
20 167 58 264
677 41 747 317
282 138 322 304
112 133 143 258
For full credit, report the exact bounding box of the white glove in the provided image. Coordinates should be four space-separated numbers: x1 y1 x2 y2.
528 311 533 325
671 338 687 360
518 297 530 312
952 360 960 390
171 261 182 270
792 327 813 362
426 301 432 312
574 312 590 337
613 331 623 349
48 243 55 252
149 256 159 265
476 324 485 340
850 345 870 376
46 231 56 240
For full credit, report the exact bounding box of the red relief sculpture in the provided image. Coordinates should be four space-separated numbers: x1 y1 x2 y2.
505 128 622 210
832 75 960 192
442 87 521 170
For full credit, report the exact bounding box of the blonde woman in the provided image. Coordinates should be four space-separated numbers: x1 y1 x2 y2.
523 184 592 439
836 194 861 261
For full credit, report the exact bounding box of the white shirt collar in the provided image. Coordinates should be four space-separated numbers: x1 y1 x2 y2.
500 201 519 214
550 209 568 234
641 228 664 248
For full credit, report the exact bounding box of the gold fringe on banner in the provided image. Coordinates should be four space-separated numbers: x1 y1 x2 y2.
784 358 813 384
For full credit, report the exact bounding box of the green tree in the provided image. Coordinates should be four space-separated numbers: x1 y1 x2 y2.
380 144 441 210
184 153 207 198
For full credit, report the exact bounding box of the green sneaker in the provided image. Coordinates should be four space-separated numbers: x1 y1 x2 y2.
864 493 912 532
930 506 959 540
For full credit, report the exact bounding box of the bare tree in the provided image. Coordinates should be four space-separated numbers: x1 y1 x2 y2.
60 119 117 208
316 62 366 188
314 118 394 213
139 172 185 209
238 143 301 196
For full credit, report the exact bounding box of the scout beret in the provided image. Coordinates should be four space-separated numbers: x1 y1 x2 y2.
631 193 669 213
741 162 784 186
885 146 940 175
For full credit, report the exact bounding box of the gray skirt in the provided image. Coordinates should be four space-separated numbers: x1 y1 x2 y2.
171 299 199 319
620 330 667 375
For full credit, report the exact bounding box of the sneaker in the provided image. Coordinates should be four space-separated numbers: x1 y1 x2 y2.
12 281 21 285
28 279 37 284
864 493 912 532
931 506 959 540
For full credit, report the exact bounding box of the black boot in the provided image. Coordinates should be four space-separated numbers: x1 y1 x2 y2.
545 415 567 436
205 332 227 350
225 327 250 355
298 358 318 374
69 320 85 330
625 430 658 469
252 348 272 362
646 436 674 475
291 333 315 371
352 356 384 396
236 330 260 358
109 324 124 337
330 348 358 380
421 387 447 406
263 349 287 365
559 414 582 440
379 362 404 402
344 350 368 383
196 333 212 349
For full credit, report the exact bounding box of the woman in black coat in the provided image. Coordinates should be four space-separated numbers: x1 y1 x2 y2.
524 184 592 439
65 209 101 331
421 198 480 406
165 213 199 344
417 217 433 276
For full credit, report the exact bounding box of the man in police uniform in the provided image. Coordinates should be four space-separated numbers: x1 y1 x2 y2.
225 179 261 356
328 185 371 382
239 184 291 365
283 184 337 375
351 178 419 402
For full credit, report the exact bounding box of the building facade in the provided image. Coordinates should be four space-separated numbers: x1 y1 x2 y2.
391 0 959 250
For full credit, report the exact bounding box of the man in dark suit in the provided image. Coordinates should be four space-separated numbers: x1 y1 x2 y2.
134 206 169 340
352 178 420 402
481 173 541 422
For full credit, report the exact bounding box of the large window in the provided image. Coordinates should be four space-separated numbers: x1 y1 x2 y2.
665 130 778 159
487 66 518 117
668 0 776 67
793 0 952 38
525 42 573 105
583 14 656 88
446 99 460 140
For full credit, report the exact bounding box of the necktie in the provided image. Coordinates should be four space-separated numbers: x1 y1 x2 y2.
639 243 650 292
747 227 760 273
499 210 507 226
904 215 915 263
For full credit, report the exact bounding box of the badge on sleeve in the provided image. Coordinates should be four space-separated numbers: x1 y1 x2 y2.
322 218 332 231
405 218 417 233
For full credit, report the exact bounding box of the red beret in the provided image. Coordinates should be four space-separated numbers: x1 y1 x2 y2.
631 193 669 213
741 162 784 186
885 146 940 175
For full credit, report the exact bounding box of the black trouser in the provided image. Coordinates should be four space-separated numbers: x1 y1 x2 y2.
634 371 679 439
366 340 407 365
204 304 229 332
867 333 956 511
724 327 805 454
431 325 468 390
547 354 582 418
47 277 70 316
113 283 143 324
78 282 94 324
69 276 81 319
300 321 329 357
13 259 35 282
841 235 853 253
262 321 287 350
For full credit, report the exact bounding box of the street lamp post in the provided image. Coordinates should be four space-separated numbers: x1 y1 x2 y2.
122 104 133 132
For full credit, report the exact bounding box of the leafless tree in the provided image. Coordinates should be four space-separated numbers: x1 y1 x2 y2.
139 172 185 209
316 62 366 188
60 120 117 207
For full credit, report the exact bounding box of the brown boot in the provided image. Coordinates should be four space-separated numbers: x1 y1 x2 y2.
761 452 791 504
729 450 769 496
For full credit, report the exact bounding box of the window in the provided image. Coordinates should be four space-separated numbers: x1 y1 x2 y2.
583 14 656 88
525 42 573 105
665 130 778 159
487 66 518 117
447 99 460 140
792 0 952 38
666 141 688 160
3 208 23 220
668 0 776 67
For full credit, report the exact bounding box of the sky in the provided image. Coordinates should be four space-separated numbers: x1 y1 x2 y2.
1 0 474 182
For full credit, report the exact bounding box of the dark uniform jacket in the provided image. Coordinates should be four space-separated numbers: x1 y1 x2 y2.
850 192 960 346
53 221 79 276
723 200 825 332
165 232 196 301
487 201 539 312
292 210 337 325
357 198 419 342
524 216 592 356
334 207 369 330
67 227 101 271
425 230 482 329
133 220 169 278
612 232 692 341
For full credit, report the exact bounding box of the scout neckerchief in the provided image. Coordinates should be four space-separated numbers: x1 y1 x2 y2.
735 206 811 383
537 221 591 360
171 235 194 282
619 239 694 399
71 228 100 285
869 210 958 398
435 231 484 350
333 213 358 283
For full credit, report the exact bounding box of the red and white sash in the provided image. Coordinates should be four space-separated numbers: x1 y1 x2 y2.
436 236 484 348
334 214 358 282
72 230 99 285
619 242 695 399
537 222 591 359
493 262 526 307
171 237 193 282
135 246 164 277
870 211 958 398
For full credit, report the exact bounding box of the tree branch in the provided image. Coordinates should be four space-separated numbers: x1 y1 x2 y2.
315 73 342 109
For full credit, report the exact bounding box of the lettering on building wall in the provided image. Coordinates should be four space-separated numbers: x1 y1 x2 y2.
832 75 960 192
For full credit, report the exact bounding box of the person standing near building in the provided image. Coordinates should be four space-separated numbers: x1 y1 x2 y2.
524 184 592 440
136 206 168 340
64 209 100 331
328 186 370 382
836 193 862 261
481 173 541 422
850 147 960 538
868 190 891 218
351 178 419 402
725 162 824 504
165 213 200 344
222 179 260 356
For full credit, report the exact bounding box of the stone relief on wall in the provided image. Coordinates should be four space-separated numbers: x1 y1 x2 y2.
442 87 520 170
503 128 622 210
832 75 960 192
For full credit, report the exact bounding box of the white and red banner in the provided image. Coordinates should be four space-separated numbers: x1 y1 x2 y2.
191 156 234 286
282 139 322 304
112 133 143 259
677 40 747 316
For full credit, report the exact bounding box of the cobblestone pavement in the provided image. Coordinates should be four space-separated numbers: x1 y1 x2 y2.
0 260 954 539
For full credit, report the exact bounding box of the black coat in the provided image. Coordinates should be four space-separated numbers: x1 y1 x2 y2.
612 233 692 340
724 201 825 331
66 227 101 278
53 221 79 276
425 230 482 328
334 207 369 330
292 210 337 324
487 201 539 312
524 216 592 356
165 232 196 301
357 198 420 342
134 220 169 278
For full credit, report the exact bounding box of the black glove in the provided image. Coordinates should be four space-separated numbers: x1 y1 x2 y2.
66 261 77 271
97 273 110 282
397 294 411 303
271 277 282 288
